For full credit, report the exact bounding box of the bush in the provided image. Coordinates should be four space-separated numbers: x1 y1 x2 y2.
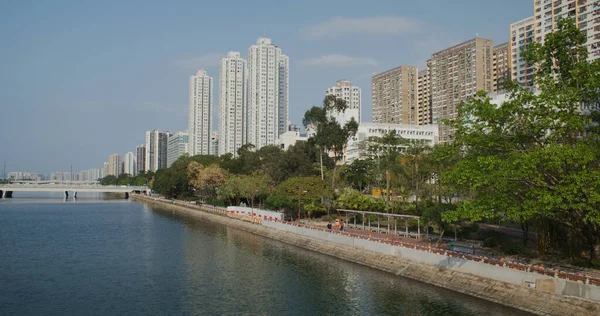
484 236 500 248
502 240 523 255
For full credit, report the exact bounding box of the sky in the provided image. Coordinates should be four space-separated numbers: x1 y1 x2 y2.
0 0 533 174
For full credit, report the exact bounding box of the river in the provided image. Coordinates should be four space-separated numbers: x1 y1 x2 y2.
0 195 528 315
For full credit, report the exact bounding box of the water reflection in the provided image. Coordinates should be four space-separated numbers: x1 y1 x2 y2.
155 208 529 316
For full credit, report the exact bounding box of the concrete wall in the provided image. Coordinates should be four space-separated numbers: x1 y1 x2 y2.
133 195 600 315
263 221 600 302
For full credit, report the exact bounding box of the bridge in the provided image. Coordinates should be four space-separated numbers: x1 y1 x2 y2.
0 184 150 199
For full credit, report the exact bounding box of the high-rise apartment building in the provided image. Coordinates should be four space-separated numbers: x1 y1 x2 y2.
247 37 289 149
188 69 213 155
136 145 146 173
372 66 419 125
210 132 219 157
509 16 536 88
417 69 431 125
429 37 494 142
123 152 136 176
167 132 189 167
492 42 511 93
534 0 600 62
219 52 247 157
325 80 361 126
108 153 122 176
145 129 171 172
101 162 108 179
78 168 101 181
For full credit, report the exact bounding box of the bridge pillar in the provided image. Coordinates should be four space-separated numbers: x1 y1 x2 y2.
64 191 69 199
125 192 129 199
74 191 77 199
5 191 12 198
0 190 3 198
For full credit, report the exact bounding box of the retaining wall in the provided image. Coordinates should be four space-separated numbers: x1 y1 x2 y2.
133 195 600 315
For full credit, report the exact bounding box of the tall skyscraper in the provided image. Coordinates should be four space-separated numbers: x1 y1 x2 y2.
247 37 289 149
145 129 172 172
188 69 213 155
325 80 361 126
136 145 146 173
123 152 136 176
167 132 189 167
533 0 599 62
492 42 511 93
510 16 536 88
101 162 108 179
429 38 494 142
219 52 247 157
372 66 419 125
108 153 122 176
210 131 219 157
417 69 431 125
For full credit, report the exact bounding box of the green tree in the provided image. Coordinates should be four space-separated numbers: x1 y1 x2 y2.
444 18 600 262
273 176 333 220
303 95 359 188
187 162 228 205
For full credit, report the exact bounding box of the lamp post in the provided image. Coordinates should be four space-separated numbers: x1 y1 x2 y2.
297 185 301 222
297 186 307 223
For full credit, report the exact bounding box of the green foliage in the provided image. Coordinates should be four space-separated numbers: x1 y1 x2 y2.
444 18 600 262
272 176 333 218
335 189 386 212
303 95 359 188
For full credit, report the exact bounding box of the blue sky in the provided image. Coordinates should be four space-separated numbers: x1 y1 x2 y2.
0 0 532 174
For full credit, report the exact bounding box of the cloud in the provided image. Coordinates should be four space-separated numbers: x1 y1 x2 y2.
301 55 378 67
302 16 420 39
171 53 222 69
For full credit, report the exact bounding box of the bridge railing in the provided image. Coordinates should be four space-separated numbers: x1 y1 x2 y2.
0 184 149 190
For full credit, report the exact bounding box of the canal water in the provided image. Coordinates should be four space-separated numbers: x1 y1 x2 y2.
0 195 529 315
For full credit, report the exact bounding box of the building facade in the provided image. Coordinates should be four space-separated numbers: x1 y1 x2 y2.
219 52 247 157
325 80 361 126
136 145 146 174
492 42 511 93
247 37 289 149
167 132 189 167
108 153 122 177
145 129 172 172
188 69 213 155
510 16 536 88
345 123 439 163
372 66 419 125
417 69 431 125
123 152 136 176
533 0 600 62
429 37 494 142
210 131 219 157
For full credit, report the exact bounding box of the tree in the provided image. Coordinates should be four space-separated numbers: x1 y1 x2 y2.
187 162 228 205
443 18 600 262
364 130 406 209
239 170 272 208
303 95 359 188
273 176 333 219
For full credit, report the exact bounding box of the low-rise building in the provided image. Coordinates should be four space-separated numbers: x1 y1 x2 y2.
345 123 439 163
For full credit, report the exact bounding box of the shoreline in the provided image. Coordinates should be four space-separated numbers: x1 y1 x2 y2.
132 195 600 315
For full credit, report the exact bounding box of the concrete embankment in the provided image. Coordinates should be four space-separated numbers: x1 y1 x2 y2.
132 195 600 316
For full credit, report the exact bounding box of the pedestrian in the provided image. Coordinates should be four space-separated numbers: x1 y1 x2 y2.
327 223 332 230
340 224 344 232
